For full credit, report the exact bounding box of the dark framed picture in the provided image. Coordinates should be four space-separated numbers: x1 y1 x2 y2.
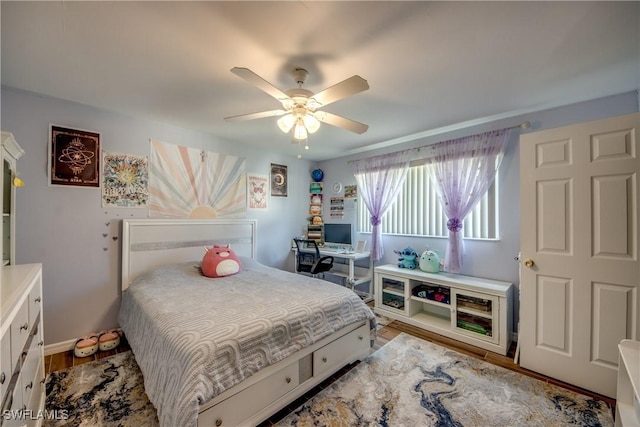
49 124 101 187
270 163 287 197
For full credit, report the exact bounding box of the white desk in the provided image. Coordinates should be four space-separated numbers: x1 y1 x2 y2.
294 248 373 298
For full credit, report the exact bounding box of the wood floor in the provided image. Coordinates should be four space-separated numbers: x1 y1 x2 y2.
45 318 616 414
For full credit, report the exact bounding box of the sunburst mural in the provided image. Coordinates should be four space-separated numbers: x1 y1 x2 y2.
148 139 246 218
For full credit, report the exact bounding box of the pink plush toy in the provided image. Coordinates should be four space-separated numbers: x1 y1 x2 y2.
201 245 241 278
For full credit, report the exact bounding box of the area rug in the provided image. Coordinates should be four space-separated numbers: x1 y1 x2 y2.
44 334 614 427
44 352 158 427
275 333 614 427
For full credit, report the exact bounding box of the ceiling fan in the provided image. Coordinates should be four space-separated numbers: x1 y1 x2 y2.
224 67 369 145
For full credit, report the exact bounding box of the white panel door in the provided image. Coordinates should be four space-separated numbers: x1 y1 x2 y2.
520 112 640 398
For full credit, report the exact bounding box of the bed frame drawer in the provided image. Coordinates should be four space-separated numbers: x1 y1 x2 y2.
313 323 370 378
198 360 300 427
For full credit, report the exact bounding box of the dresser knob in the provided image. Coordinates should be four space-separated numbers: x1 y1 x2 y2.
0 372 5 384
35 297 41 303
20 322 29 331
358 335 364 340
25 381 33 390
41 378 46 384
215 419 222 427
38 340 44 346
322 356 327 363
285 377 291 384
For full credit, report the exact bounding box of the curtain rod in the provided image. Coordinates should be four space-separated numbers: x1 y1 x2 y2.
511 121 531 130
348 121 530 164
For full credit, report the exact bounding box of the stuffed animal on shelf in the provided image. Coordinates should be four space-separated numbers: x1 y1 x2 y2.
201 245 241 278
419 250 441 273
394 247 418 269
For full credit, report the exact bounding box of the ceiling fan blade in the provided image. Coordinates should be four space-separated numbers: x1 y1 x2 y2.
311 75 369 107
224 109 287 122
231 67 290 101
316 111 368 134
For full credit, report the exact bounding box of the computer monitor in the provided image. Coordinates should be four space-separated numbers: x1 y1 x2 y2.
323 223 352 248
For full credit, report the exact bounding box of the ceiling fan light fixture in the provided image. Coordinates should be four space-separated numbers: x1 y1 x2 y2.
293 119 308 140
277 114 295 133
227 67 370 152
303 114 321 134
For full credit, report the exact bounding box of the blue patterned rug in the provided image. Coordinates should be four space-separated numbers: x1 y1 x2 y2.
45 352 158 427
44 333 613 426
275 333 614 426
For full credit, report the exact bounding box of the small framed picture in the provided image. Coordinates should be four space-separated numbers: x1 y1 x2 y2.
270 163 287 197
49 124 101 187
355 240 367 252
309 182 323 194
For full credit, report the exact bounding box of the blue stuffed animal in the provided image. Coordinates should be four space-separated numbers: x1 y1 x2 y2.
394 247 418 269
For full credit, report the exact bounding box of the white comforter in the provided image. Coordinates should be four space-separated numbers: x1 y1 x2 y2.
118 257 375 427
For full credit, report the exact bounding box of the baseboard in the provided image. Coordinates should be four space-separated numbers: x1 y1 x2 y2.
45 339 76 356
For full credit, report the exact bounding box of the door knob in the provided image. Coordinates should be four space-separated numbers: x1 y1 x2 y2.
524 259 535 268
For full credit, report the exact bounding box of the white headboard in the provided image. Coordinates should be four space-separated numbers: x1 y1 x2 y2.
121 218 257 290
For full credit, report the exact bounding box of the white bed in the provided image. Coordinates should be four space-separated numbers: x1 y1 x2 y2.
119 219 375 427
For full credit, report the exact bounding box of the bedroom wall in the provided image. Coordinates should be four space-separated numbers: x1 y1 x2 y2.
1 86 314 345
317 90 640 335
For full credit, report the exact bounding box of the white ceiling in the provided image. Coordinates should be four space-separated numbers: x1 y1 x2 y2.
2 1 638 161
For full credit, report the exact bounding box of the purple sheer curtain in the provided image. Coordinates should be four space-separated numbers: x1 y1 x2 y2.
351 150 412 261
423 129 511 272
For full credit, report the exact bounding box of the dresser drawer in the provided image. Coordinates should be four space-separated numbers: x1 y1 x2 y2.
9 301 29 369
26 360 45 427
313 323 370 378
8 370 24 412
20 328 42 411
1 330 11 404
198 360 299 427
28 277 42 328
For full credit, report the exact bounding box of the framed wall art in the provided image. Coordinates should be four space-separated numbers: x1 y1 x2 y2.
49 124 101 187
101 151 149 208
247 173 268 210
270 163 287 197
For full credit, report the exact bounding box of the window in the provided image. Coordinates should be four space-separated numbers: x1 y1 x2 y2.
357 164 498 239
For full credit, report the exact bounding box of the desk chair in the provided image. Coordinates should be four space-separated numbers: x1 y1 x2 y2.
293 239 334 278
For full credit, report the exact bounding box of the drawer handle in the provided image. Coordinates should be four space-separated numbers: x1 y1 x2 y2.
25 381 33 390
41 378 46 384
358 335 364 341
0 372 5 384
38 340 44 346
215 419 222 427
35 297 41 303
20 322 29 331
285 376 291 384
322 356 327 363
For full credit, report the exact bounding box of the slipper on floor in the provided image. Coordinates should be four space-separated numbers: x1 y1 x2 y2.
74 334 99 358
97 329 121 351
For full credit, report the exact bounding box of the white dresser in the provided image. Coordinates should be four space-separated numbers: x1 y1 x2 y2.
1 264 45 426
616 339 640 427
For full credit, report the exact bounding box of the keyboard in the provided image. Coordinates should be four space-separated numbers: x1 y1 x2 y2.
321 247 341 252
322 247 354 254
